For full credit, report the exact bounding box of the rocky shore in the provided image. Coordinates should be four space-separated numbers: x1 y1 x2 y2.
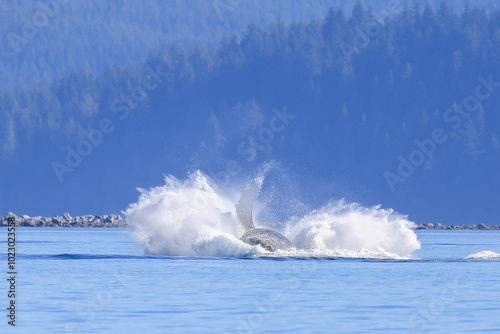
414 223 500 230
0 213 499 230
0 213 128 228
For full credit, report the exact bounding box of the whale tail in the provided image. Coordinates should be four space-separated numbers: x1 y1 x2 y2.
235 177 263 231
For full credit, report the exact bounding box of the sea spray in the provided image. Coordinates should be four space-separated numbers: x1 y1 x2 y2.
286 200 421 258
465 251 500 260
126 170 421 258
125 171 257 257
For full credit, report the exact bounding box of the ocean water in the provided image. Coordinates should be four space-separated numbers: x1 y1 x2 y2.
1 172 499 333
0 228 498 333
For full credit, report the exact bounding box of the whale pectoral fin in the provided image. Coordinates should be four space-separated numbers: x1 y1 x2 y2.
235 177 263 231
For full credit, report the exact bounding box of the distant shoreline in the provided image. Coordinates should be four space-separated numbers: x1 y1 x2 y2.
1 213 499 230
1 213 128 228
414 223 500 230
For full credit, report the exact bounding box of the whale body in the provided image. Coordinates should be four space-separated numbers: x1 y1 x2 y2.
236 178 292 252
240 228 292 252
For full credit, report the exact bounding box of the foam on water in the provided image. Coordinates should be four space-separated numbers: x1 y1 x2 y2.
125 171 257 257
465 250 500 260
125 171 421 259
284 200 420 258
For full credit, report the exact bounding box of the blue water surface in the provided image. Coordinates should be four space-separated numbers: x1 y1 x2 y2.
0 228 499 333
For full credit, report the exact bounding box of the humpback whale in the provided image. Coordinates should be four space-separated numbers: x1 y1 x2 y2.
236 178 293 252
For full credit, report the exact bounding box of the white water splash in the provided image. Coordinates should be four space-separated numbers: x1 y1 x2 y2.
125 171 421 258
465 251 500 260
285 200 420 258
125 171 257 257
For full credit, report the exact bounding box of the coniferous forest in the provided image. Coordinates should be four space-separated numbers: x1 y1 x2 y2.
1 0 500 225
